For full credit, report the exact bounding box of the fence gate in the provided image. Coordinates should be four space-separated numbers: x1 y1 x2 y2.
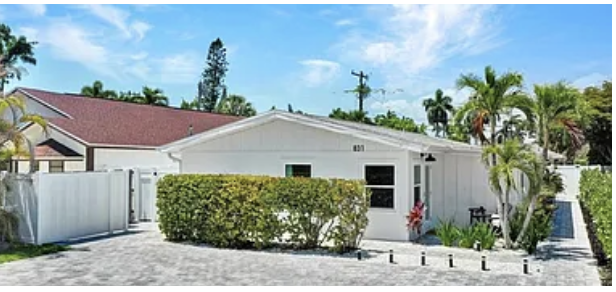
132 169 160 222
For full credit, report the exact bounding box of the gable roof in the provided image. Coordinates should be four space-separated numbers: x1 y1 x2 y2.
159 110 482 154
14 88 242 148
35 139 82 158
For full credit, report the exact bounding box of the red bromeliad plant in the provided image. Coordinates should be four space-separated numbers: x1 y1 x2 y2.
406 201 425 236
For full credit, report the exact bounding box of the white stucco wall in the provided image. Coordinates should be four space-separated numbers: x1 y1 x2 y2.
94 148 179 173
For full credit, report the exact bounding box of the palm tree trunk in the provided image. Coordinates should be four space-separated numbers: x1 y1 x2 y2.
503 188 511 248
490 117 497 166
514 194 538 248
543 129 550 162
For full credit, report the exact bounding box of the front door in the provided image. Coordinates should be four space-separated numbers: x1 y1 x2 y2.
412 163 432 220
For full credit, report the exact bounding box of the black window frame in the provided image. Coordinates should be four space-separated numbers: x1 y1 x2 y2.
285 164 312 178
365 165 395 209
49 160 64 173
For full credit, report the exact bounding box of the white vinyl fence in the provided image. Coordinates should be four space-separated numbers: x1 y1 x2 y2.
131 169 167 223
2 170 130 245
552 165 601 198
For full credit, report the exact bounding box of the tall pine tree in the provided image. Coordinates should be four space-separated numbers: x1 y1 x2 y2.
197 38 228 112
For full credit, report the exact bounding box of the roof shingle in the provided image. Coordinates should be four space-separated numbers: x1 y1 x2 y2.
17 88 242 147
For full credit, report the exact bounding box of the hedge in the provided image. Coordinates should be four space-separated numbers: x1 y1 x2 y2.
156 174 370 253
579 169 611 260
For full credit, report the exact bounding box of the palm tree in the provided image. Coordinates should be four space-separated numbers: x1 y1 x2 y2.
423 89 454 138
137 86 169 106
482 139 537 248
81 81 118 99
455 66 535 165
0 24 37 92
512 153 544 248
0 93 48 174
329 108 372 124
116 90 141 103
496 114 531 143
215 94 256 117
532 82 583 161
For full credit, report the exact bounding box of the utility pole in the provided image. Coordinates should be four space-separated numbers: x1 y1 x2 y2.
351 70 369 112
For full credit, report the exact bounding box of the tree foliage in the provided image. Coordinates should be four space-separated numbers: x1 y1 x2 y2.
374 110 427 134
0 93 48 173
423 89 454 137
135 86 169 106
454 66 534 150
0 24 37 92
197 38 228 112
80 80 118 99
582 81 611 165
482 139 538 248
215 94 256 117
532 81 584 161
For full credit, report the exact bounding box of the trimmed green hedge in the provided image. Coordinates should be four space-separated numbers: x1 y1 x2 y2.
579 169 611 259
156 174 370 252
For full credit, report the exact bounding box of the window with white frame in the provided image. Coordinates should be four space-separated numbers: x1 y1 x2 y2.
365 165 395 209
413 165 421 206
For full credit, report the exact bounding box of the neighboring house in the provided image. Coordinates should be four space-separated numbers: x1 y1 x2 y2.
159 110 507 241
3 88 242 173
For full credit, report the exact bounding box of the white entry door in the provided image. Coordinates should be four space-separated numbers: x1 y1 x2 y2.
412 163 432 219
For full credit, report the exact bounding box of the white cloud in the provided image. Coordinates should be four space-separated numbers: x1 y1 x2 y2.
125 61 151 81
158 53 201 84
334 19 356 27
130 51 149 61
81 4 151 41
130 21 151 41
299 59 341 87
21 4 46 16
571 72 610 89
337 5 501 84
28 22 115 78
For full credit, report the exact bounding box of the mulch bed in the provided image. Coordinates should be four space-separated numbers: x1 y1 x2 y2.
579 201 611 286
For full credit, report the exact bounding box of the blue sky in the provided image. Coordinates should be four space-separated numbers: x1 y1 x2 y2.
0 4 611 122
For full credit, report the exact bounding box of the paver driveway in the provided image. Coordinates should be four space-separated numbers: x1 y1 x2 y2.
0 227 549 286
0 192 601 286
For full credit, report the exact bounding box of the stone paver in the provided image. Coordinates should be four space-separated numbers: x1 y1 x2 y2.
0 190 601 285
535 192 602 286
0 226 549 286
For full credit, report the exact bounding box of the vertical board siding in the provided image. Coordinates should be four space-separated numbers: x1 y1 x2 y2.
35 171 129 244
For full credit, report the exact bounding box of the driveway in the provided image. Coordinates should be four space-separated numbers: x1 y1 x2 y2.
0 192 601 286
0 226 584 286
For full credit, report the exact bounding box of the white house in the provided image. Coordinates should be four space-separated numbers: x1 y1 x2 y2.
3 87 241 173
159 110 504 241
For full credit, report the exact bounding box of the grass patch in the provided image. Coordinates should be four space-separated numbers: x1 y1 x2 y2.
0 243 69 264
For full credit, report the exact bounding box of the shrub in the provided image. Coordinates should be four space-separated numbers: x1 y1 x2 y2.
435 220 459 247
520 212 552 254
156 174 369 252
579 169 611 259
457 226 476 249
473 223 496 250
509 188 556 254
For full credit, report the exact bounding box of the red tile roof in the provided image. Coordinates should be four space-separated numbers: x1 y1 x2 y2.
17 88 243 147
